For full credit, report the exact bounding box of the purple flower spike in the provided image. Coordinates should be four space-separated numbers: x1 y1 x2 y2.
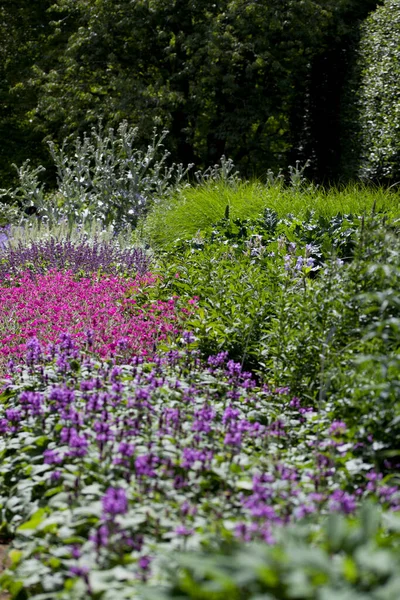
138 555 152 571
102 487 128 517
26 337 42 366
329 421 347 436
175 525 194 537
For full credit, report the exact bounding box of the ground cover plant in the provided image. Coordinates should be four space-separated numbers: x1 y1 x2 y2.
144 505 400 599
0 269 194 376
0 341 399 599
0 235 150 280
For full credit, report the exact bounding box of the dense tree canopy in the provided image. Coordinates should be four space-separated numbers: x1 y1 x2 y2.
0 0 55 186
349 0 400 182
0 0 386 185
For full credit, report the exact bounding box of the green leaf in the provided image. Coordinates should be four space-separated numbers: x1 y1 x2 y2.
17 508 47 532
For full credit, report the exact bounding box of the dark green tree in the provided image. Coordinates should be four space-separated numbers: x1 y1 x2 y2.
26 0 345 176
345 0 400 182
0 0 53 188
0 0 384 183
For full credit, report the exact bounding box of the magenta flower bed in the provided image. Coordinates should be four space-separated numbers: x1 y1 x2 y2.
0 270 192 369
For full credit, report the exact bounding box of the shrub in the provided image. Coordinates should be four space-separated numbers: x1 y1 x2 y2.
1 122 193 231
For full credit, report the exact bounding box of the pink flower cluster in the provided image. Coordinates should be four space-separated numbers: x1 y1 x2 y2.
0 270 191 367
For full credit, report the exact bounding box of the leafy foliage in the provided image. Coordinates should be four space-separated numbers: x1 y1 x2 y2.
143 180 400 248
1 180 400 599
3 0 375 180
1 123 192 231
351 0 400 181
149 505 400 600
152 212 400 455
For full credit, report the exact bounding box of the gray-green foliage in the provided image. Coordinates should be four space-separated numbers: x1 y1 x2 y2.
0 122 193 231
354 0 400 182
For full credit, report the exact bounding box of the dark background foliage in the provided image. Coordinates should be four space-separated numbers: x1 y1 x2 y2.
0 0 397 188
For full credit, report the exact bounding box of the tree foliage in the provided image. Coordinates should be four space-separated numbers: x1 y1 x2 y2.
26 0 349 175
0 0 383 184
0 0 53 187
350 0 400 182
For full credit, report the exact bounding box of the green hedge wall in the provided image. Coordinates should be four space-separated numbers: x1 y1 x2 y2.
354 0 400 182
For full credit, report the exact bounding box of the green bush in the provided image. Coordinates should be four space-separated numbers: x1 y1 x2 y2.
352 0 400 182
153 212 400 453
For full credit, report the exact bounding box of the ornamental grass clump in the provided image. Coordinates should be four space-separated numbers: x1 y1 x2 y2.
0 270 191 372
0 344 398 598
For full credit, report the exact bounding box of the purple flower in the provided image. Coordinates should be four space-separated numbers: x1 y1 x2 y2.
295 256 304 271
44 449 63 465
93 421 114 444
102 487 128 517
57 332 76 353
49 386 75 410
70 545 81 559
50 470 62 482
284 254 292 271
118 442 135 458
138 555 152 571
226 360 242 376
175 525 194 537
192 405 215 433
0 236 151 280
182 331 196 344
235 522 251 542
70 566 89 578
306 257 315 268
0 419 9 434
207 352 229 368
329 490 356 514
19 391 43 417
174 475 187 489
305 243 313 257
5 409 22 424
180 501 197 517
90 524 109 548
26 337 42 365
222 406 240 425
294 504 316 519
134 453 159 478
329 421 347 436
61 427 88 457
269 420 286 437
289 397 301 409
224 432 242 447
182 448 212 470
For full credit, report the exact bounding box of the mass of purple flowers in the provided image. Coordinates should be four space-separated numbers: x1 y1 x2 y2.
0 235 151 280
0 337 398 597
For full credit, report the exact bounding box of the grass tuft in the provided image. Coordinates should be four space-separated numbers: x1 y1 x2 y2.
143 180 400 248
